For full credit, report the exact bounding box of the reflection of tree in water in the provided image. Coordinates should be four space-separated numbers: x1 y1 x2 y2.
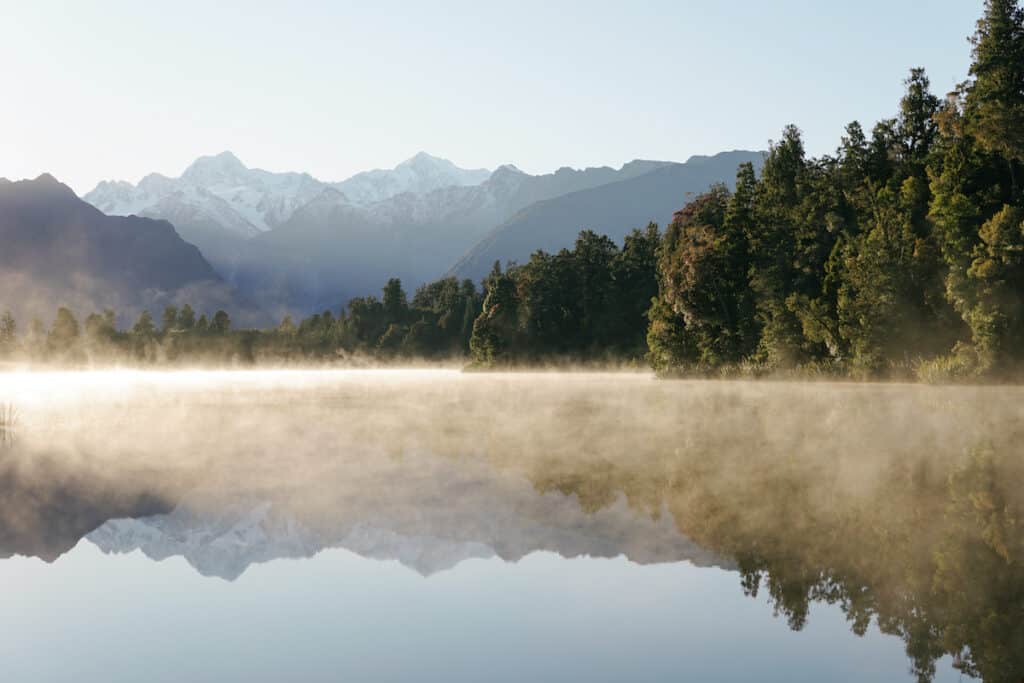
530 439 1024 682
931 446 1024 682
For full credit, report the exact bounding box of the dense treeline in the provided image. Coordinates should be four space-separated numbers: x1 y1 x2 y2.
646 0 1024 380
2 1 1022 380
0 276 482 365
469 225 659 365
0 220 655 365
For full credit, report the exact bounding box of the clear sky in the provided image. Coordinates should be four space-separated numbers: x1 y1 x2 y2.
0 0 983 195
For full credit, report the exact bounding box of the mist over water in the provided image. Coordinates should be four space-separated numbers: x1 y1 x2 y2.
1 369 1021 681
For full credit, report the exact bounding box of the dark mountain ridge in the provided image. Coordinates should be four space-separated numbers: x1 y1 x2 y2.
0 174 228 320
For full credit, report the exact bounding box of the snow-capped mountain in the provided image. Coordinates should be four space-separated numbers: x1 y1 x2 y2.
82 150 496 282
85 151 492 235
85 151 326 238
333 152 491 205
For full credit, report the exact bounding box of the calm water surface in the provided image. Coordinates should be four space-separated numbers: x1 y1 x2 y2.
1 369 1020 682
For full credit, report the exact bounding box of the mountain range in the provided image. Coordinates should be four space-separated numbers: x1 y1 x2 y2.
83 149 764 315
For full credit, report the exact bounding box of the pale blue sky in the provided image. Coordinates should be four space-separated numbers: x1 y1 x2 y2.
0 0 983 194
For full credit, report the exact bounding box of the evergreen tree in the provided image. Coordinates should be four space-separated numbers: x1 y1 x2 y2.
965 204 1024 366
964 0 1024 174
831 71 957 373
278 315 297 336
130 310 156 361
382 278 408 324
470 262 519 364
573 230 618 349
132 311 156 338
837 184 932 373
610 222 661 355
177 304 196 331
48 307 80 353
161 305 180 334
897 68 941 170
211 310 231 334
746 125 816 367
346 296 387 347
459 280 480 353
652 186 749 368
84 309 117 345
927 6 1024 373
26 318 45 348
0 311 15 356
376 323 407 356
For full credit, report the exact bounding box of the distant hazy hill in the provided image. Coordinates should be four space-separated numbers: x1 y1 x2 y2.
0 174 228 320
450 150 765 282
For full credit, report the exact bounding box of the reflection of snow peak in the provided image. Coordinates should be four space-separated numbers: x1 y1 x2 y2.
87 486 730 581
87 501 320 581
87 505 497 580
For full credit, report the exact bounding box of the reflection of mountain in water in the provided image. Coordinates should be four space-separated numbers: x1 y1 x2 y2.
88 501 320 580
87 474 727 580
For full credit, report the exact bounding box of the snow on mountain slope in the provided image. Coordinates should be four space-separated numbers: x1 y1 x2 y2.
84 151 491 244
85 151 327 237
333 152 491 205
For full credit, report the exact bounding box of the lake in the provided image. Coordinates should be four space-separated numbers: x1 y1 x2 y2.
1 369 1020 682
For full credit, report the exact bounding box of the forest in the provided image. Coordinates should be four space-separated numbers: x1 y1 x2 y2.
2 1 1023 380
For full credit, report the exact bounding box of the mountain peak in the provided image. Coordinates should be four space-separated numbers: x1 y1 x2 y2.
208 150 244 166
395 152 447 173
182 151 248 184
397 152 473 175
334 153 492 205
492 163 523 176
405 151 445 164
34 172 67 187
3 173 82 203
